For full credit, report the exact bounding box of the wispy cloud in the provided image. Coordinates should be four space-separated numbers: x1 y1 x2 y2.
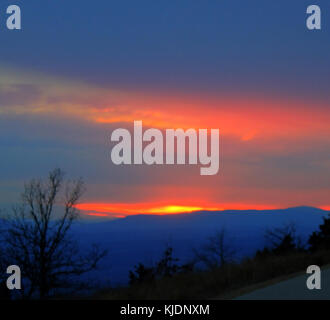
1 67 330 213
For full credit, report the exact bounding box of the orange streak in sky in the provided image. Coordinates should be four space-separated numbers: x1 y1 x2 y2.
92 95 330 142
75 202 278 218
87 212 109 217
75 203 218 216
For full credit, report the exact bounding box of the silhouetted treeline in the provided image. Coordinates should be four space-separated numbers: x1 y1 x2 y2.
309 215 330 252
125 215 330 294
129 245 194 285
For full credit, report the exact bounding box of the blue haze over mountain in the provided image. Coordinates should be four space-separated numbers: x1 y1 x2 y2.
72 207 329 285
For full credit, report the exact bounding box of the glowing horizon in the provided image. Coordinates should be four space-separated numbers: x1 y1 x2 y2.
75 202 282 218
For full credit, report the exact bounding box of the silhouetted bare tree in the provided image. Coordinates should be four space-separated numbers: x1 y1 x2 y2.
155 245 180 277
129 245 191 285
256 223 305 258
266 223 305 253
0 169 107 299
194 228 236 269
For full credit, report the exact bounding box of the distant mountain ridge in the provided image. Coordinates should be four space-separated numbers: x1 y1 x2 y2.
72 206 329 285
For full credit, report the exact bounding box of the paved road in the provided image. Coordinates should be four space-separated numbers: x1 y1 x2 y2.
236 268 330 300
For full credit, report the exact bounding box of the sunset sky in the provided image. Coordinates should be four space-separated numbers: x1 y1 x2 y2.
1 1 330 218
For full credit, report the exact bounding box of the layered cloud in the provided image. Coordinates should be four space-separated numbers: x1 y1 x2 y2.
1 67 330 217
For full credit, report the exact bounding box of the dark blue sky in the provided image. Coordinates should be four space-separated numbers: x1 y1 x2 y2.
1 0 329 99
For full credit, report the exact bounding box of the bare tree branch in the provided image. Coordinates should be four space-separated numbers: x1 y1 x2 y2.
0 168 107 299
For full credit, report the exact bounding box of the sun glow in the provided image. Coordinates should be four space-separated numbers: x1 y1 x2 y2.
146 205 209 214
75 202 225 217
75 202 279 218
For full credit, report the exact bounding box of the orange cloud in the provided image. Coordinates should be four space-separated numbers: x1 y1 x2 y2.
3 68 330 144
91 94 330 144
